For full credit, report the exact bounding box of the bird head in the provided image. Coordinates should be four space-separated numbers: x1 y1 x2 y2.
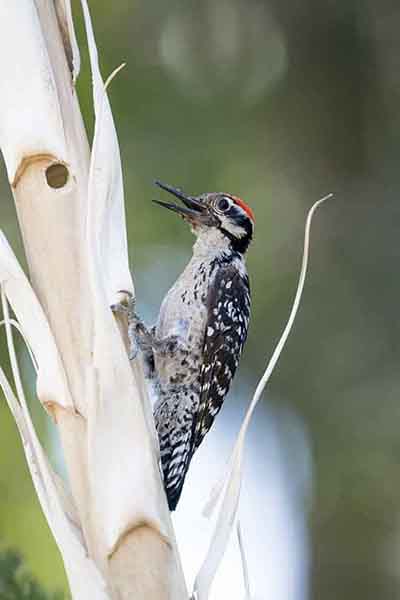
154 181 254 254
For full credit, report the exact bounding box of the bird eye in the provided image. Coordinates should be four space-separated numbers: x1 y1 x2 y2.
216 196 231 212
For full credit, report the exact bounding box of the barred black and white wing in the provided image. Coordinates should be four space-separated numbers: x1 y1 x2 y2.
155 260 251 511
192 262 251 452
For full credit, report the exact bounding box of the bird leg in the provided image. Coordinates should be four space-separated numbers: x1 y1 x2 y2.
111 291 188 360
111 291 140 359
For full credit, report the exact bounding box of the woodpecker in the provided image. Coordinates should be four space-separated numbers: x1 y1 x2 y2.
116 181 254 510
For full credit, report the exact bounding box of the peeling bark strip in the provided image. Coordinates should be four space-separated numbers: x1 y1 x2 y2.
54 0 80 80
0 1 187 598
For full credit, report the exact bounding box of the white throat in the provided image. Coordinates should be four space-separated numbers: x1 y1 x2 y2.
192 227 231 259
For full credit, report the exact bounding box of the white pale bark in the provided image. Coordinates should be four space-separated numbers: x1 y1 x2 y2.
0 1 187 598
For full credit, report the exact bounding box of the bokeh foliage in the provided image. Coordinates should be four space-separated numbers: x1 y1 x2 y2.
0 547 63 600
0 0 400 598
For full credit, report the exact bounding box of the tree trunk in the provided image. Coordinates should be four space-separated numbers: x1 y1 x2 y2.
0 1 187 598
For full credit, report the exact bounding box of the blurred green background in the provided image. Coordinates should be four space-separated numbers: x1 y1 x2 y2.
1 0 400 598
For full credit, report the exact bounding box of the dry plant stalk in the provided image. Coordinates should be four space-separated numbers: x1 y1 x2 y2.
0 2 332 599
0 1 187 598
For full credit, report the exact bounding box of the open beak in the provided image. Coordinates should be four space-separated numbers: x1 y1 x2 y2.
153 180 207 223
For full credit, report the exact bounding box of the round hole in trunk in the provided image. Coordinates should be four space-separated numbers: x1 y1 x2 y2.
45 162 69 189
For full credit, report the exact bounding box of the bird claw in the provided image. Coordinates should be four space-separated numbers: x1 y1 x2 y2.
110 290 136 319
111 291 141 360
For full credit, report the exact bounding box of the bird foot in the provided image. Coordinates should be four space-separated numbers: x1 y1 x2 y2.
111 292 189 360
156 334 189 356
110 290 136 320
111 290 142 360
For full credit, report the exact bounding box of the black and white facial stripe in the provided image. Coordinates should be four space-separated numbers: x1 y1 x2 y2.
214 196 254 254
